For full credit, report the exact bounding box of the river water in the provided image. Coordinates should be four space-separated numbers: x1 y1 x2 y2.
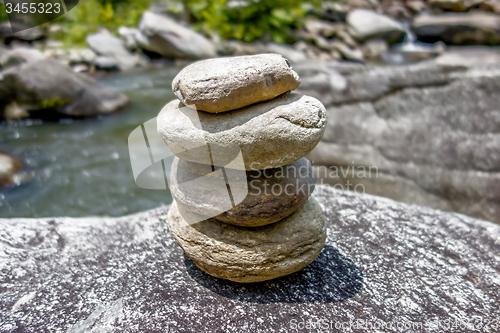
0 66 181 218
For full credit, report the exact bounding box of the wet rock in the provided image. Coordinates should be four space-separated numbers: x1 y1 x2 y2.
413 12 500 45
170 157 316 227
0 59 129 117
1 186 499 331
157 93 326 170
137 11 216 59
172 54 300 113
168 196 327 283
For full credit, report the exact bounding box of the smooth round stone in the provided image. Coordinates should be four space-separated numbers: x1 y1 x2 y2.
172 53 301 113
167 196 327 283
170 157 316 227
157 93 327 171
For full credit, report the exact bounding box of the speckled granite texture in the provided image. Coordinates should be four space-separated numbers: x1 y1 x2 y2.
1 185 499 332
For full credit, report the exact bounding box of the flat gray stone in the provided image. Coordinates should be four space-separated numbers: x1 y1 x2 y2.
1 186 499 332
172 54 301 113
170 157 316 227
168 196 327 283
157 93 327 171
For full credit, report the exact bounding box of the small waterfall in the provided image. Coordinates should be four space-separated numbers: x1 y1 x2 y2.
381 20 443 65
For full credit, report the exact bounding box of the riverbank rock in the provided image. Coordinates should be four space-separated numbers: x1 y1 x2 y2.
0 46 45 69
172 54 301 113
170 157 316 227
1 186 499 331
0 153 26 188
168 196 327 283
0 59 129 118
297 56 500 224
137 11 216 59
157 93 326 170
86 32 143 70
413 12 500 45
346 8 406 44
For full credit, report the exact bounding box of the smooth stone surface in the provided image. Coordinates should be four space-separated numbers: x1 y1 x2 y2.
168 196 327 283
172 54 301 113
413 12 500 45
157 93 327 170
298 59 500 224
137 11 216 59
346 8 406 44
0 59 129 117
86 32 141 71
170 157 316 227
1 186 500 332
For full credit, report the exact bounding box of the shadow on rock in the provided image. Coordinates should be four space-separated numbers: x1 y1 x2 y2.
184 244 363 304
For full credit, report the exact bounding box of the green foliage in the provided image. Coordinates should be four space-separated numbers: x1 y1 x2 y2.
183 0 317 44
52 0 153 47
0 0 317 47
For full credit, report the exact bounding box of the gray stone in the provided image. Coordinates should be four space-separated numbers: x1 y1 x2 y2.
157 93 327 170
346 8 406 44
93 55 119 69
86 32 141 70
1 186 499 331
170 157 316 227
300 60 500 224
0 153 26 188
172 54 301 113
0 59 129 117
168 196 327 283
0 46 45 69
117 26 140 50
265 43 308 63
0 22 44 42
138 11 216 59
413 12 500 45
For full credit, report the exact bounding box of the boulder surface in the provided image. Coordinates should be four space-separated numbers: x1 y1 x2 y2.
1 186 499 332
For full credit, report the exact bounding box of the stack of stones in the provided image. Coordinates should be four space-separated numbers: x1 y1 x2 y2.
157 54 328 283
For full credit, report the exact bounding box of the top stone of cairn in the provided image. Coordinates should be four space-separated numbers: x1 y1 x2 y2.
172 53 301 113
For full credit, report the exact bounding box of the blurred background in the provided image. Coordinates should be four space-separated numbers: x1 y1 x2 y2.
0 0 499 224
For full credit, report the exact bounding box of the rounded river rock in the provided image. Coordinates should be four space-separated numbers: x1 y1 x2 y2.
170 157 316 227
157 93 327 170
167 196 327 283
172 53 301 113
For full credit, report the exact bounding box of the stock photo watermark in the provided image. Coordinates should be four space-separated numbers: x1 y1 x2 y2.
2 0 79 32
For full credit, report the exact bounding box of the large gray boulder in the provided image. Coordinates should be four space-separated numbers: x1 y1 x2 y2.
137 11 216 59
298 54 500 224
346 9 406 44
1 186 499 331
0 59 129 118
85 32 142 70
413 12 500 45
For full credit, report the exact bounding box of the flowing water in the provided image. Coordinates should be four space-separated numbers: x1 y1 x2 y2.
0 65 181 218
